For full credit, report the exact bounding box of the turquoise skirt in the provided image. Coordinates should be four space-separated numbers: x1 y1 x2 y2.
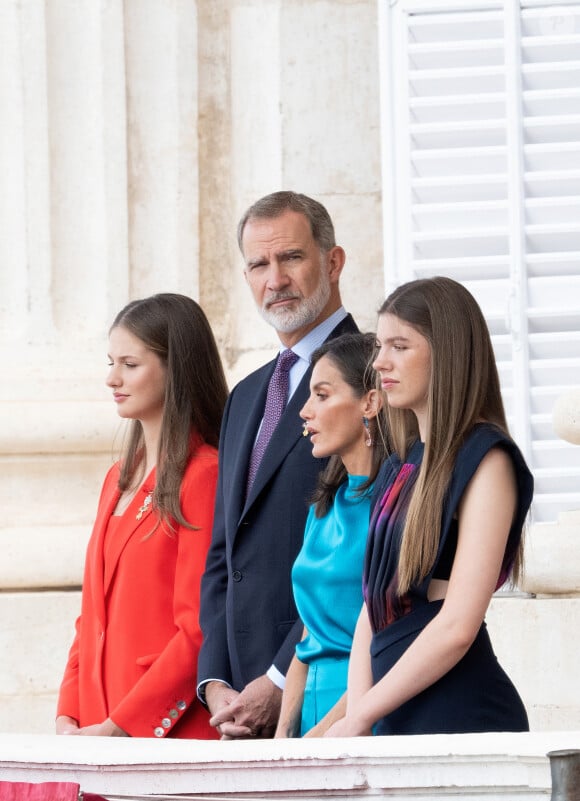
300 656 349 736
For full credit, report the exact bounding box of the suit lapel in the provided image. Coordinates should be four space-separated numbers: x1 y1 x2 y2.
103 468 157 596
87 474 120 631
242 364 311 514
238 314 359 520
231 361 274 519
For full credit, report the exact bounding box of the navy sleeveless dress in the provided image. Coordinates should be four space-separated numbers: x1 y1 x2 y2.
364 424 533 735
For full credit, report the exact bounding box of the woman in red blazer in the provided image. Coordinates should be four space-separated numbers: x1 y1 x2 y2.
56 293 228 738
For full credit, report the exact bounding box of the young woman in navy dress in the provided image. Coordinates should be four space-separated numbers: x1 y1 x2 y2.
325 277 533 737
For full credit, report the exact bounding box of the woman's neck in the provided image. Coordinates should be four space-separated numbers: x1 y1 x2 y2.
342 448 373 478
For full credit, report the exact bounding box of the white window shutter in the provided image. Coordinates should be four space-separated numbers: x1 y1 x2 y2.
379 0 580 523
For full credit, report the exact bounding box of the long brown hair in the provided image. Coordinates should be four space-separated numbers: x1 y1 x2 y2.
379 277 522 592
111 293 228 530
309 332 390 517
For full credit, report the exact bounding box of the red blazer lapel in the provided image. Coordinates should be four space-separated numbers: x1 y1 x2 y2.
85 468 121 632
103 468 157 596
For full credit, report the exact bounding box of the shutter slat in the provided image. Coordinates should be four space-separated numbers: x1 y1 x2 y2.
522 60 580 89
410 120 506 149
525 169 580 197
524 87 580 115
412 145 507 176
526 251 580 275
526 196 580 223
522 35 580 63
413 199 508 229
525 142 580 170
525 115 580 143
408 38 504 69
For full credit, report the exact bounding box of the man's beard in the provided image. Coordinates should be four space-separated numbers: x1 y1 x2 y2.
259 267 331 334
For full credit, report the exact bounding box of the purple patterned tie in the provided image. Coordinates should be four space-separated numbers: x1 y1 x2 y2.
246 348 299 493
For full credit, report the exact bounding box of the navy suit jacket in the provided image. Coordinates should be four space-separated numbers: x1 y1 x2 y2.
198 314 358 691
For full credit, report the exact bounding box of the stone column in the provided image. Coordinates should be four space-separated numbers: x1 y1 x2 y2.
0 0 201 733
197 0 385 384
486 388 580 729
520 388 580 597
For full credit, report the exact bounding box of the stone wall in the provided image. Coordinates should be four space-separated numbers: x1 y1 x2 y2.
0 0 384 733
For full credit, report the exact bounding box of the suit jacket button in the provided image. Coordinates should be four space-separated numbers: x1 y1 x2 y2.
176 700 187 711
232 570 242 582
169 708 178 719
154 727 164 738
162 717 172 728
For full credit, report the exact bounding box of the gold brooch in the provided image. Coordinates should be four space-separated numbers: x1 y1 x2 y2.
136 492 153 520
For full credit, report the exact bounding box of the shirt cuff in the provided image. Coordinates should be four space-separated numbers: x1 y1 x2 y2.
267 664 286 690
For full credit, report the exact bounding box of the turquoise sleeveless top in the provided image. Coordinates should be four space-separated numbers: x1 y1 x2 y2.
292 474 372 664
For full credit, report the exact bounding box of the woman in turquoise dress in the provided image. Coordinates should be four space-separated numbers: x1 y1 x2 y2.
275 332 389 737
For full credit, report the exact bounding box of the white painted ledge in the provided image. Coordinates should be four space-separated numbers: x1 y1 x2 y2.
0 731 578 799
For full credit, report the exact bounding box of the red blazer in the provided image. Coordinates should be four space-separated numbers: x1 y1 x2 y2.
57 440 219 739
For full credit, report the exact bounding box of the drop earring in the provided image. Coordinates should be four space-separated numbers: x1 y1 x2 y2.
302 421 309 437
363 416 372 447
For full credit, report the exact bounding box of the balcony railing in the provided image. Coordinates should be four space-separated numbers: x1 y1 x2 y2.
1 730 579 799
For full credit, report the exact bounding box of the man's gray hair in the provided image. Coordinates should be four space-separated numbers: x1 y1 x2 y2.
237 191 336 253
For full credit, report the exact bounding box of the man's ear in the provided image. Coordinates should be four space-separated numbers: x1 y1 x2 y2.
326 246 346 283
362 388 382 419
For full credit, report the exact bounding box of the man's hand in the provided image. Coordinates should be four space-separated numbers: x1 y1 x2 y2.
204 681 240 737
209 674 282 739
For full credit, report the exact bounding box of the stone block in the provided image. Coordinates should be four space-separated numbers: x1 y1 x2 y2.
323 192 385 333
553 387 580 444
0 453 109 529
487 597 580 730
0 592 80 734
280 1 380 196
520 518 580 596
0 401 118 454
0 526 89 589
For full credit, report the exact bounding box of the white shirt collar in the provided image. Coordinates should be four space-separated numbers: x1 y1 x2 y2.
283 306 348 363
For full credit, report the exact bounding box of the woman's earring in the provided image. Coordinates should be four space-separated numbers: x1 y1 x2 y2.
363 416 372 447
302 421 309 437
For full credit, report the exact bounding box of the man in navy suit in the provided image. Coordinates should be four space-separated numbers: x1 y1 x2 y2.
198 191 358 738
